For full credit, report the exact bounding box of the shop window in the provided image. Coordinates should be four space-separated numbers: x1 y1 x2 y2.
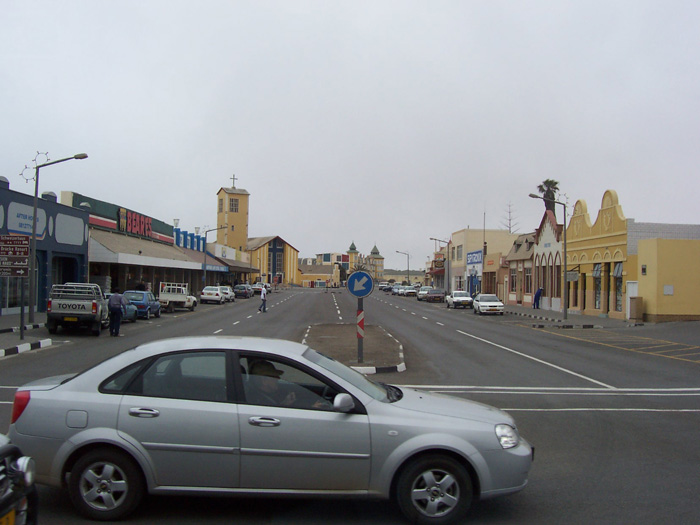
524 268 532 293
510 269 517 292
593 263 602 309
614 262 623 312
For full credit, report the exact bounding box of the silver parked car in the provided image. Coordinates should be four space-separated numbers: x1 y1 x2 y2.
9 336 532 523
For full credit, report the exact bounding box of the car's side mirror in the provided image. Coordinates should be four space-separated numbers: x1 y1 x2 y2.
333 393 355 413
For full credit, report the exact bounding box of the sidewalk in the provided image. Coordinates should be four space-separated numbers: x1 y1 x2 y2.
505 303 640 328
0 311 52 358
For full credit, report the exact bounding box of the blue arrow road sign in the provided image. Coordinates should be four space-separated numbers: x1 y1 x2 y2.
347 271 374 298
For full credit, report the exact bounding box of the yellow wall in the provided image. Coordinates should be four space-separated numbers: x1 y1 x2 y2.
638 239 700 321
566 190 629 320
216 189 249 253
249 242 301 286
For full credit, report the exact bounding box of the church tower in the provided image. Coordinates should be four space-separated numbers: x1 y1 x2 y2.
216 174 249 254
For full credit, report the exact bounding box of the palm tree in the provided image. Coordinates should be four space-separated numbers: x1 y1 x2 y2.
537 179 560 216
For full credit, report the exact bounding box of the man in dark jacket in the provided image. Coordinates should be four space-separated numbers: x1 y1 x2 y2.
108 288 128 336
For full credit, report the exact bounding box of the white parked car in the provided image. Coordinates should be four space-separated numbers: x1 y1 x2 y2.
200 286 226 304
446 290 473 309
473 294 505 315
220 286 236 302
417 286 432 301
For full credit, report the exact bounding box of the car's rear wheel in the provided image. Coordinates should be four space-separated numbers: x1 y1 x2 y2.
155 306 161 318
396 454 473 525
69 448 144 521
145 308 150 320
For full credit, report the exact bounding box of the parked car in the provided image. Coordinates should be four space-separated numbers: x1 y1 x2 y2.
124 290 161 319
0 433 38 525
446 290 474 309
234 284 254 298
220 286 236 302
105 293 138 323
8 336 533 523
425 288 446 302
404 286 417 297
417 286 432 301
200 286 226 304
391 285 402 295
251 283 264 294
473 293 505 315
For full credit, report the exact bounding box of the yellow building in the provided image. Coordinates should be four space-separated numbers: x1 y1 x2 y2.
566 189 700 322
216 184 249 254
247 236 301 287
346 242 385 282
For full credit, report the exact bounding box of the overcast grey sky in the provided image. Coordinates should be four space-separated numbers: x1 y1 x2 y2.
3 1 699 271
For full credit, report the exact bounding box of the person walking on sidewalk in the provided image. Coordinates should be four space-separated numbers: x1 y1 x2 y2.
108 288 128 336
258 285 267 313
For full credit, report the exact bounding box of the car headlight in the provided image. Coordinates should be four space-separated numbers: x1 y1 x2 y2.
12 456 36 487
495 424 520 449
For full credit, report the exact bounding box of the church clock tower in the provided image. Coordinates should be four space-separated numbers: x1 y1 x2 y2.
216 174 249 253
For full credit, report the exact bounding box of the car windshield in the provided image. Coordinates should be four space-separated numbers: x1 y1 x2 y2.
431 289 444 294
203 287 219 292
124 292 143 300
453 291 469 297
420 287 431 291
303 348 390 402
480 294 499 301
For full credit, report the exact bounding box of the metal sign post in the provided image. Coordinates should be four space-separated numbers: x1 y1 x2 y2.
0 236 30 340
346 271 374 364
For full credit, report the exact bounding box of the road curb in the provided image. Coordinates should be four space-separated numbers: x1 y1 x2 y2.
0 338 52 358
0 323 46 334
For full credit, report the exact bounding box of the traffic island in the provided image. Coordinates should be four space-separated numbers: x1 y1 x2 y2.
303 323 405 374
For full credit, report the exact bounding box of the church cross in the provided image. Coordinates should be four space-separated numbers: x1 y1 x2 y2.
231 174 237 188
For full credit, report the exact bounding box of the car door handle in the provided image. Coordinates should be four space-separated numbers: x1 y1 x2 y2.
249 416 280 427
129 407 160 418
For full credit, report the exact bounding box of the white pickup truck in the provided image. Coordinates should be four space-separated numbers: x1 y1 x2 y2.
46 282 109 336
158 282 197 313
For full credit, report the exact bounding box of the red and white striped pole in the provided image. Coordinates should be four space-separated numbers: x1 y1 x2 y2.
356 297 364 363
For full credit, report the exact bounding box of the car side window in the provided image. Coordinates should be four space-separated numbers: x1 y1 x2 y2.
138 351 228 402
240 355 338 411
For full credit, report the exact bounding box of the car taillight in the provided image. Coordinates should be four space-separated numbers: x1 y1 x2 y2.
11 390 30 424
47 299 52 312
92 300 98 314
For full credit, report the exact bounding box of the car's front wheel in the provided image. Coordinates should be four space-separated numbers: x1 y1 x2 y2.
396 454 473 525
69 448 145 521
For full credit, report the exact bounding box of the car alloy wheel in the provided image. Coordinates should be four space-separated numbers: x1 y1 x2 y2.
69 448 144 521
396 454 472 524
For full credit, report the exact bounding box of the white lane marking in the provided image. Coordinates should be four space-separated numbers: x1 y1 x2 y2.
233 321 240 326
455 329 615 389
436 322 444 326
213 329 223 334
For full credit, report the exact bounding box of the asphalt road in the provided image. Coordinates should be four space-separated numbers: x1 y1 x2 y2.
2 287 699 524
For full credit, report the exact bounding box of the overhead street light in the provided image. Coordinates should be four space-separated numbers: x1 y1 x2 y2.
396 250 410 285
430 237 450 293
28 153 88 323
201 225 227 287
529 193 568 319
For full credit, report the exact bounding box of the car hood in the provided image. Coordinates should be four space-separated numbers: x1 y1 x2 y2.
393 387 513 425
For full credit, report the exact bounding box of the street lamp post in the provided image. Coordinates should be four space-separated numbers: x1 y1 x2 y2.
201 225 227 288
529 193 568 320
28 153 88 323
430 237 450 293
396 251 409 285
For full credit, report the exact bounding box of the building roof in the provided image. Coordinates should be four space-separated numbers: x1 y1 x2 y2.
299 264 335 276
218 187 250 196
247 235 299 253
505 232 536 262
89 228 200 269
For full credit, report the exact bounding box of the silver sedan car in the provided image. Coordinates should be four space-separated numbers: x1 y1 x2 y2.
9 336 532 523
